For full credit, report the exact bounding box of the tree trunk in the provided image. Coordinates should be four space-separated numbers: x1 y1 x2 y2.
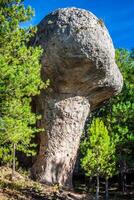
119 151 127 194
12 143 16 179
32 94 90 188
105 177 109 200
122 161 127 194
96 175 99 200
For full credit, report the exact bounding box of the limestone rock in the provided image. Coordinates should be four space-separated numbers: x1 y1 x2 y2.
31 8 123 187
34 7 122 108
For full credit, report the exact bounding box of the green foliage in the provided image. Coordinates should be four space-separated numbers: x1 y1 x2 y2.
81 118 116 179
98 49 134 142
114 49 134 140
88 48 134 181
0 0 48 164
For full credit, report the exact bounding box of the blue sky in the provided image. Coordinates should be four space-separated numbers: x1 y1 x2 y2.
24 0 134 50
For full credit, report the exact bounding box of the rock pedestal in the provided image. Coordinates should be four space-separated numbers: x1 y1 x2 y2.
31 8 123 187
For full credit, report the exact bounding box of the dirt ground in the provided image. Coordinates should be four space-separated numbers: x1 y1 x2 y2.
0 167 134 200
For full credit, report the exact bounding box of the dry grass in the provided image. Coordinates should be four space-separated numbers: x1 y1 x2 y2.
0 166 88 200
0 166 60 200
1 167 133 200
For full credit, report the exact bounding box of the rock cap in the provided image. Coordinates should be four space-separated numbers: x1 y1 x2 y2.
34 7 123 109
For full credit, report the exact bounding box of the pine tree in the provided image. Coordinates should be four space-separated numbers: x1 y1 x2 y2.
103 138 117 200
94 49 134 193
0 0 48 177
81 118 116 200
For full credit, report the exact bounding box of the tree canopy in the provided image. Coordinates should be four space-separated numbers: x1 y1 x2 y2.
0 0 48 165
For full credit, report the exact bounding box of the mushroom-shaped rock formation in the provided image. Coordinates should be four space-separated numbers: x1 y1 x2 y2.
31 8 123 187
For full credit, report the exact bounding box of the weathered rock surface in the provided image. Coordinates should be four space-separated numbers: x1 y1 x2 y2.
31 7 123 187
